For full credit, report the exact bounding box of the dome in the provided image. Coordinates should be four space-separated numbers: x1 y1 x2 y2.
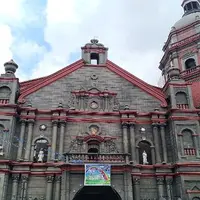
172 11 200 30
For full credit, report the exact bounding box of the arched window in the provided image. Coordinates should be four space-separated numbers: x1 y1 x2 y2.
185 58 196 69
182 129 196 156
0 86 11 104
138 141 152 165
176 92 189 109
192 197 200 200
88 141 99 153
33 138 49 163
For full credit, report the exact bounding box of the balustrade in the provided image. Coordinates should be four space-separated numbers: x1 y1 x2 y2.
64 153 128 163
181 65 200 76
184 148 196 156
0 99 9 104
177 104 189 109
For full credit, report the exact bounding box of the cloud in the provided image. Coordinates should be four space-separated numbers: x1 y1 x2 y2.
32 0 183 86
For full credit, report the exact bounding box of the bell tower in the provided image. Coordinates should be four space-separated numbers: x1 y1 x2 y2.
81 39 108 65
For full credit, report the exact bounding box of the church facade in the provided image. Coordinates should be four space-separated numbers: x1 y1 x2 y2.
1 0 200 200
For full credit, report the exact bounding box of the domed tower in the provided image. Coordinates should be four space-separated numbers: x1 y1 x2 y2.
160 0 200 108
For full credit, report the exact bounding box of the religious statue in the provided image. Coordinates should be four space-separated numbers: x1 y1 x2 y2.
0 145 4 156
142 151 148 165
38 148 44 162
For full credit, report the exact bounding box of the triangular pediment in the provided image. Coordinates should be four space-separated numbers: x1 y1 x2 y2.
19 59 167 106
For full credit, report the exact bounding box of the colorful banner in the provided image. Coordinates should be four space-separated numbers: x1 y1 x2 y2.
84 164 111 186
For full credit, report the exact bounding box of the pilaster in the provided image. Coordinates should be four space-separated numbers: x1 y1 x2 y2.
51 120 58 160
166 177 173 200
20 175 29 200
46 176 54 200
129 123 136 163
55 176 62 200
160 124 168 163
59 121 66 160
152 123 161 163
24 119 35 161
132 176 140 200
122 122 129 163
11 174 20 200
17 120 26 161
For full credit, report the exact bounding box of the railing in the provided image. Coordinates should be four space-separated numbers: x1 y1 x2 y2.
177 104 189 109
181 65 200 76
184 148 196 156
0 99 9 104
64 153 128 164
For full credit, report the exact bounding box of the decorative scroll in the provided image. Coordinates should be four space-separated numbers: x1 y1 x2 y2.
84 164 111 186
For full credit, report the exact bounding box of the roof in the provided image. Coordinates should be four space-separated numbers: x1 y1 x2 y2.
19 59 167 106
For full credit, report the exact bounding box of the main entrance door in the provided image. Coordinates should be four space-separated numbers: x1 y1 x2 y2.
73 186 121 200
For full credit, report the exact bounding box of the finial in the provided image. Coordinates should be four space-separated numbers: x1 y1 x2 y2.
4 59 18 74
90 38 99 44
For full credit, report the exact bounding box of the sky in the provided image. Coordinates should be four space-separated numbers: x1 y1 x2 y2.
0 0 183 86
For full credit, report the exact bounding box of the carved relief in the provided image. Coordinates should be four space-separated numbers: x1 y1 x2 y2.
104 140 119 153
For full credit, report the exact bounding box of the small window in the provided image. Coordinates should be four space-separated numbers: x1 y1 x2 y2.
90 53 99 65
192 2 198 9
185 58 196 69
188 2 193 10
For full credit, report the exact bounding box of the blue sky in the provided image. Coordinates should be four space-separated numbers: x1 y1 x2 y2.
0 0 183 85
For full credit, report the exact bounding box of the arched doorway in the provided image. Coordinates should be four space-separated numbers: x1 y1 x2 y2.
73 186 121 200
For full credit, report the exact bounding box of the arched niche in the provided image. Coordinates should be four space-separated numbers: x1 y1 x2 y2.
0 86 11 104
33 138 49 163
185 58 196 69
175 92 189 109
73 186 121 200
137 140 153 165
192 197 200 200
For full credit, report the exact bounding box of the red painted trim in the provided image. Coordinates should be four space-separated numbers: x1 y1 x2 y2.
0 111 17 116
18 59 84 103
0 78 19 81
187 190 200 194
106 60 167 107
18 59 167 107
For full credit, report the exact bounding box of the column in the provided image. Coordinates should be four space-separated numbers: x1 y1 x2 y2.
150 146 156 164
104 96 108 111
46 176 54 200
122 122 129 163
178 134 185 157
55 176 61 200
166 177 173 200
160 124 168 163
130 123 136 163
17 120 26 160
59 122 66 161
51 121 58 160
124 172 133 200
11 174 20 200
20 175 29 200
152 124 161 163
192 134 200 157
24 120 34 161
132 176 140 200
157 176 165 198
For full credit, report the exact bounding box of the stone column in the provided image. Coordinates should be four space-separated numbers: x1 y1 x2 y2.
55 176 61 200
157 176 165 198
178 133 185 157
129 123 136 163
51 121 58 160
166 177 173 200
17 120 26 160
24 120 34 161
59 122 66 160
122 122 129 163
132 176 140 200
20 175 29 200
152 124 161 163
61 171 70 200
192 134 200 157
150 146 156 164
46 176 54 200
11 174 20 200
160 124 167 163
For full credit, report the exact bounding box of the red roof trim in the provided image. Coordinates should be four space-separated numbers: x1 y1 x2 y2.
106 60 167 106
18 59 167 106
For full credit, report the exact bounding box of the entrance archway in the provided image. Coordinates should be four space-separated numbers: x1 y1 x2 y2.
73 186 121 200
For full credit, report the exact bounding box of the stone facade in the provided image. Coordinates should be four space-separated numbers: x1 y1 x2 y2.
1 2 200 200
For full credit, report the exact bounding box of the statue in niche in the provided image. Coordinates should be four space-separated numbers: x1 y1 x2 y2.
0 145 4 156
38 148 44 162
142 151 148 165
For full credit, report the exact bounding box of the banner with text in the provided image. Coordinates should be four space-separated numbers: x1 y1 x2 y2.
84 164 111 186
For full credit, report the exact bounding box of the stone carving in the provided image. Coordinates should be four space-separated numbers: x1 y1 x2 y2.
105 140 119 153
133 177 140 185
46 176 54 183
55 176 62 182
12 174 20 181
38 149 44 162
142 151 148 165
67 94 76 110
89 125 99 135
69 139 83 153
157 177 165 185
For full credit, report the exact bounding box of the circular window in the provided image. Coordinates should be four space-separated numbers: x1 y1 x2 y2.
90 101 98 109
